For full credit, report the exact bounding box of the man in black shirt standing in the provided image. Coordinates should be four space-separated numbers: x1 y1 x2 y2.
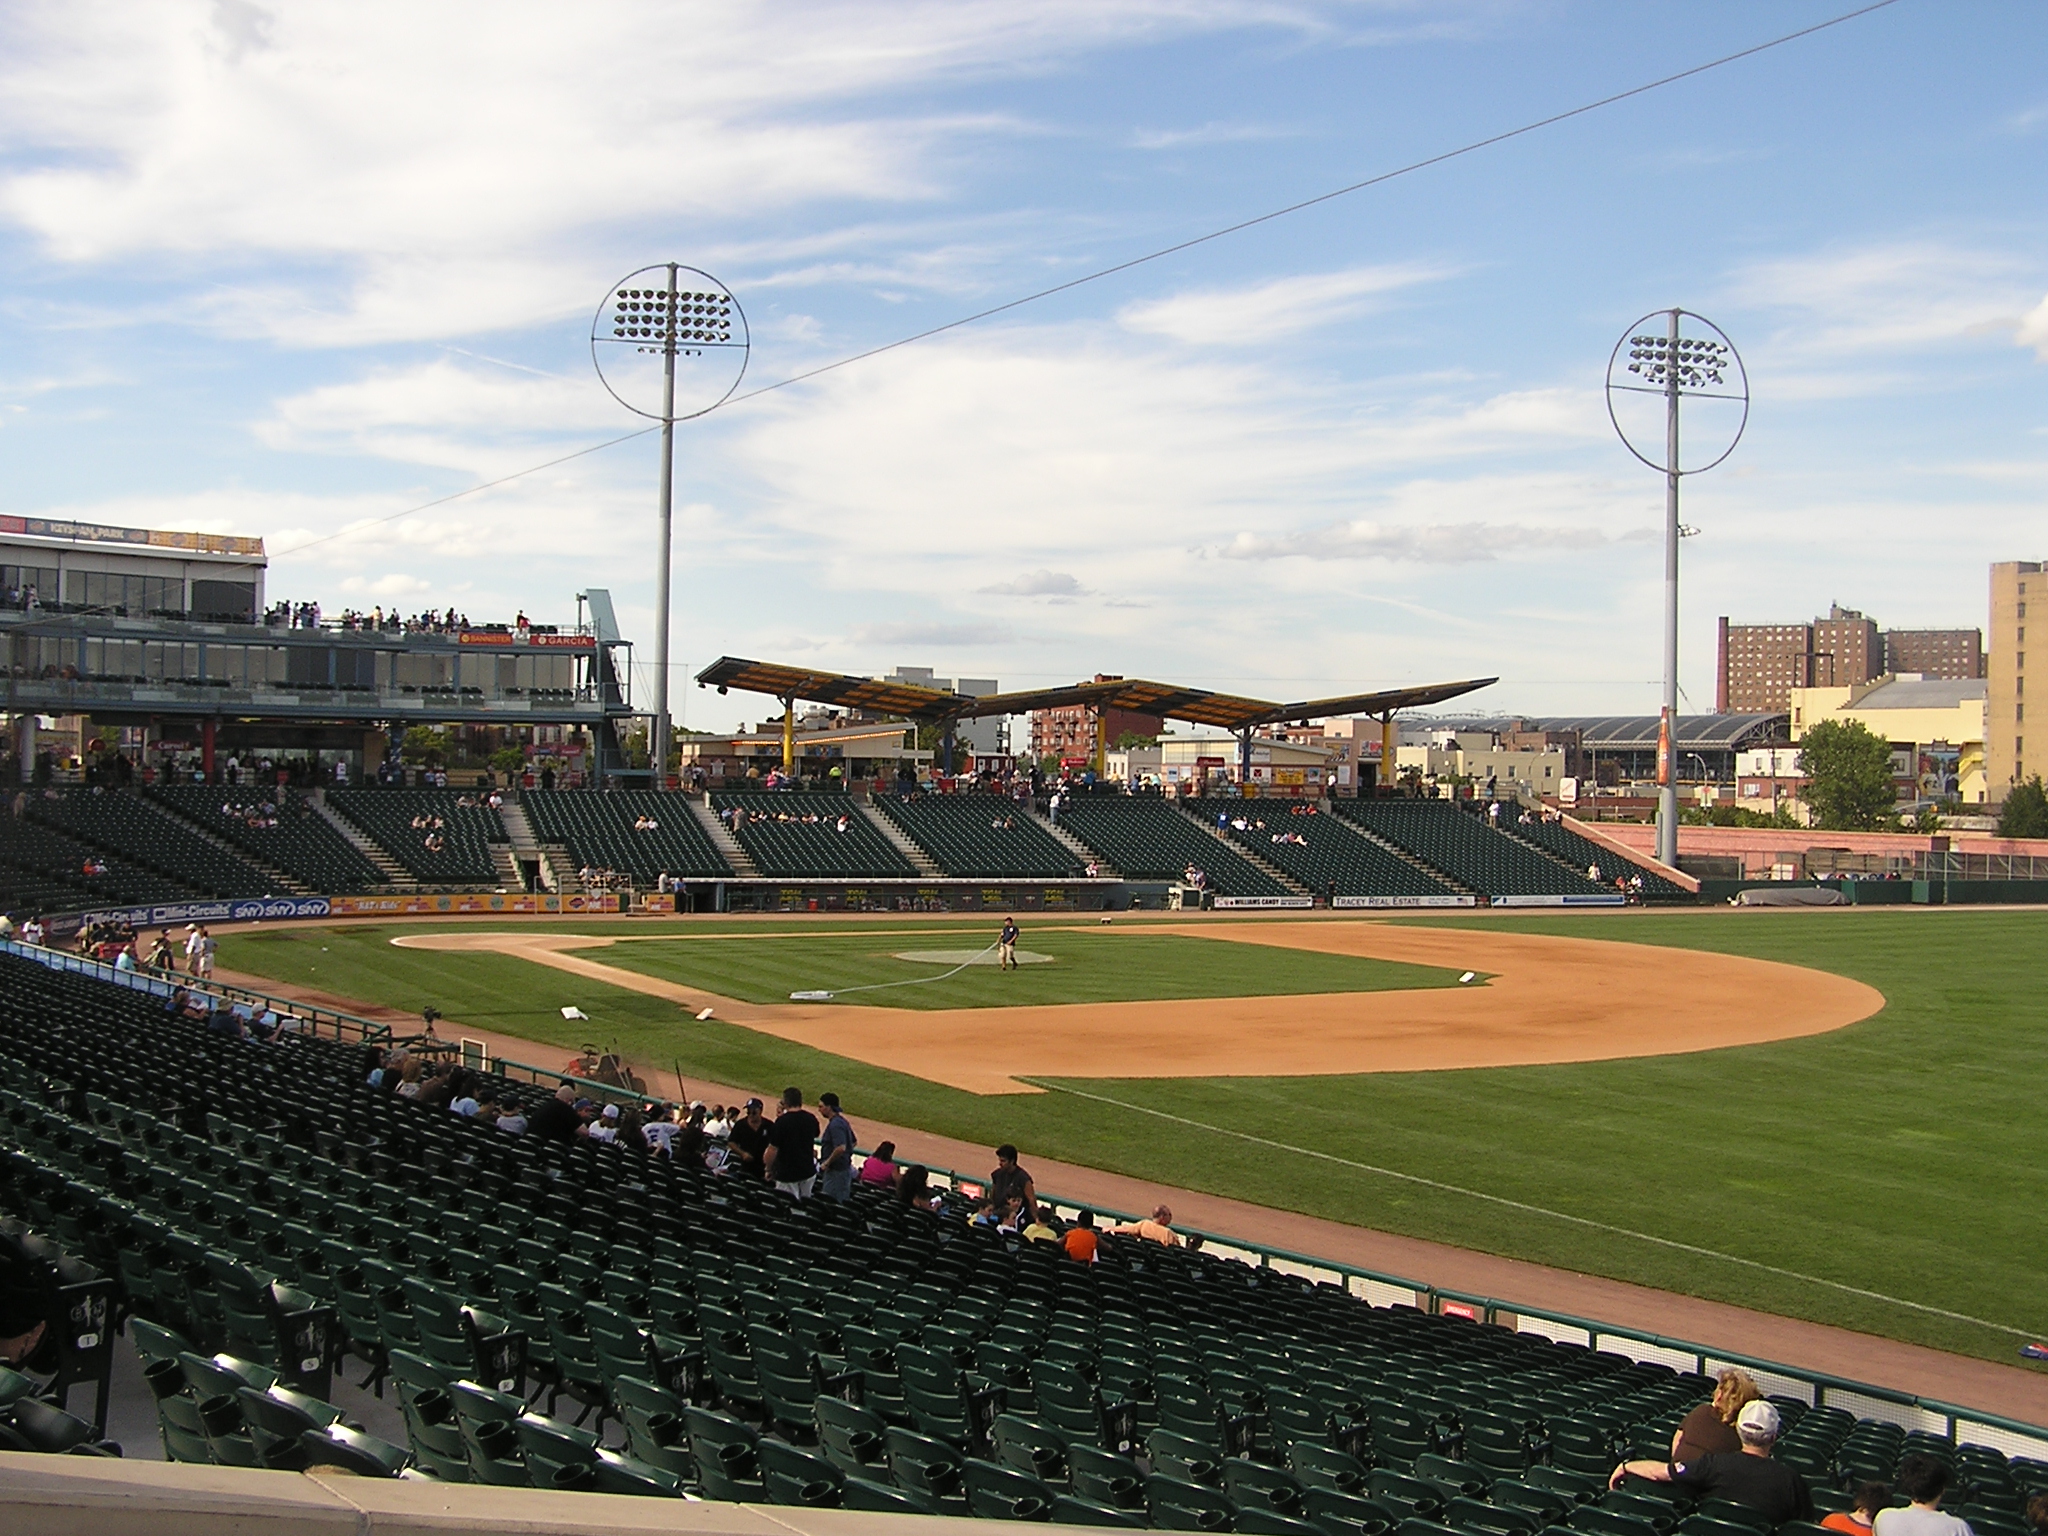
765 1087 820 1200
725 1098 771 1181
1611 1401 1813 1525
525 1084 581 1144
989 1144 1038 1223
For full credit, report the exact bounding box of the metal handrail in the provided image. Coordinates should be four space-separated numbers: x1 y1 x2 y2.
891 1149 2048 1448
0 939 392 1046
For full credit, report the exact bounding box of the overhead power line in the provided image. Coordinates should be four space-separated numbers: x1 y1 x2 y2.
271 0 1903 561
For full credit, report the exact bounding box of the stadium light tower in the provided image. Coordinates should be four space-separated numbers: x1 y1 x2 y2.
1606 309 1747 868
592 264 749 789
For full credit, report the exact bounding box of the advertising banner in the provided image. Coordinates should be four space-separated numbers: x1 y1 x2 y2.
1491 893 1628 907
1211 895 1315 909
326 892 621 916
1331 895 1479 908
79 896 332 929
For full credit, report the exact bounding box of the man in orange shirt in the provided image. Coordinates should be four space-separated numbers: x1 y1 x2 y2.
1062 1209 1099 1264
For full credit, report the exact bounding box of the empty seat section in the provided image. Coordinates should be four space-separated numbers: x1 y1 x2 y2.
1337 800 1610 898
0 946 2025 1509
329 789 506 884
1499 816 1689 899
26 788 280 898
1203 804 1461 899
1058 796 1294 897
150 785 384 893
872 794 1084 878
712 794 915 879
523 790 733 881
0 812 199 912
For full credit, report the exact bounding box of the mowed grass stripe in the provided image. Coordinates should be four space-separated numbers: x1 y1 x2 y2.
1027 1078 2038 1338
592 929 1461 1009
215 909 2048 1368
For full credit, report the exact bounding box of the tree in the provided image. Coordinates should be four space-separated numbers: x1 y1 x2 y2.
1797 718 1897 830
1997 776 2048 840
399 726 451 767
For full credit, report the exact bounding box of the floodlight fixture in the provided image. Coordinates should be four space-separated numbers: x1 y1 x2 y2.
591 263 750 789
1605 307 1748 868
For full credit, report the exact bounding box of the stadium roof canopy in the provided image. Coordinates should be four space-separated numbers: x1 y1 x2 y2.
1524 713 1786 749
695 656 1497 733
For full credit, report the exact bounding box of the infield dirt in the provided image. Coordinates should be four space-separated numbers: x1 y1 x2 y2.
390 919 1884 1093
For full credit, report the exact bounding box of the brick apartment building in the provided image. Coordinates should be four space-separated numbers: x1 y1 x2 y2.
1716 605 1882 713
1882 628 1984 680
1029 675 1166 764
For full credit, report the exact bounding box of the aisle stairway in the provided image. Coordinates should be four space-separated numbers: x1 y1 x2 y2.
688 799 760 880
1187 813 1310 897
1038 812 1120 877
498 799 563 892
1329 814 1479 899
310 796 418 890
860 800 945 878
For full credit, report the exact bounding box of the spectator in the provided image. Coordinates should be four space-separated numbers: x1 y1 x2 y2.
589 1103 621 1142
147 929 177 972
1110 1205 1183 1246
494 1099 529 1135
898 1164 941 1211
726 1098 770 1180
671 1105 711 1167
2025 1495 2048 1536
816 1092 856 1200
858 1140 901 1189
1063 1209 1100 1264
1609 1401 1813 1525
989 1144 1038 1222
526 1083 582 1143
0 1231 56 1370
1824 1483 1891 1536
1874 1456 1972 1536
1672 1369 1762 1461
640 1103 679 1156
764 1087 820 1199
1021 1207 1060 1245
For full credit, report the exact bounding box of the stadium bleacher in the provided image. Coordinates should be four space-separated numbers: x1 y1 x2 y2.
24 788 282 899
1060 796 1297 898
523 790 733 883
712 793 915 880
328 790 507 886
0 814 199 914
5 948 2043 1520
1338 800 1612 900
149 786 384 895
872 794 1087 879
1203 805 1464 901
1498 814 1690 900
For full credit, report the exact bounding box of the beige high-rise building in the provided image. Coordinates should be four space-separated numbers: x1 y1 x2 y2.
1987 561 2040 799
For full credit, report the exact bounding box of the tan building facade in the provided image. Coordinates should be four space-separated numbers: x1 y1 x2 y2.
1987 561 2038 799
1788 675 1987 806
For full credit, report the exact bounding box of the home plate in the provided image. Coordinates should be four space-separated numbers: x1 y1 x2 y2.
892 949 1056 965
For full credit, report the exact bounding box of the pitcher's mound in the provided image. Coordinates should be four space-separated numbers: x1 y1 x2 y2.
894 949 1055 966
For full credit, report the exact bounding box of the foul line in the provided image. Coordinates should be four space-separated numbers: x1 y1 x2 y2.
1026 1079 2037 1339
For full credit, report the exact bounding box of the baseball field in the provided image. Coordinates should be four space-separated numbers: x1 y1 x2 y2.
214 907 2048 1373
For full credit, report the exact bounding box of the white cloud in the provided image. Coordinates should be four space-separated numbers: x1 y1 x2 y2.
0 1 1310 344
979 569 1089 596
2017 294 2048 362
1215 519 1613 563
1128 121 1296 151
1731 242 2042 363
1118 262 1459 346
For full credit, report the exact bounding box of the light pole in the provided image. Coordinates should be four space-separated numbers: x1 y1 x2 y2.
592 265 749 789
1607 309 1748 868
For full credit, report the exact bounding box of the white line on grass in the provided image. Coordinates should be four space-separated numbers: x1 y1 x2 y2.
1026 1080 2037 1339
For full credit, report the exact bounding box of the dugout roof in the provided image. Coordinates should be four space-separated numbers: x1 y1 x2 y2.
695 655 1496 731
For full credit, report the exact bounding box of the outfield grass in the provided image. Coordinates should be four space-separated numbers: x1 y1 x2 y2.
218 909 2048 1372
592 929 1461 1008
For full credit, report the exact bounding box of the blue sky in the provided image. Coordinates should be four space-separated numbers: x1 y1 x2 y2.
2 0 2044 732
